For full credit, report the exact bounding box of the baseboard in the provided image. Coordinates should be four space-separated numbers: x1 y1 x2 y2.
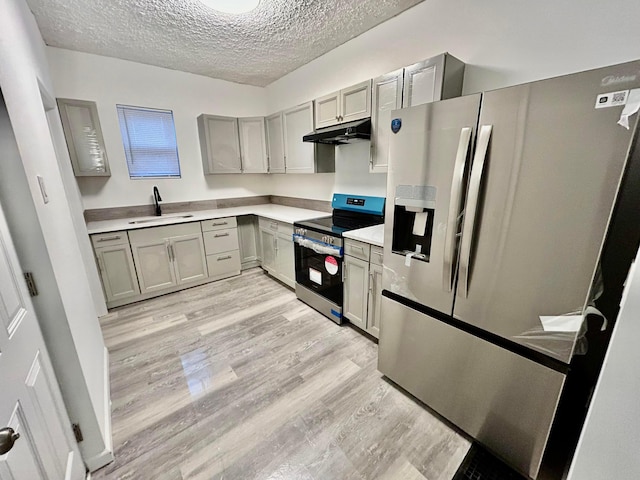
84 348 114 472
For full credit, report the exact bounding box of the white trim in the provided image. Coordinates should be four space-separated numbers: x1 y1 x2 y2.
84 348 114 472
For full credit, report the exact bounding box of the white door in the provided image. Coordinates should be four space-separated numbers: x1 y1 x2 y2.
0 203 85 480
283 102 315 174
340 80 372 124
238 117 268 173
265 113 286 174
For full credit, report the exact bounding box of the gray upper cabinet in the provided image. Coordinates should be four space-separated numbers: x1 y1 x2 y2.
282 102 336 174
371 53 465 173
265 112 286 174
57 98 110 176
340 80 373 123
314 80 372 128
315 91 341 129
283 102 316 174
402 53 465 108
238 117 268 173
198 114 242 174
370 69 404 173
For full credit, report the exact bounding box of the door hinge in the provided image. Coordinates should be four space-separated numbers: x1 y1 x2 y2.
24 272 38 297
72 423 83 443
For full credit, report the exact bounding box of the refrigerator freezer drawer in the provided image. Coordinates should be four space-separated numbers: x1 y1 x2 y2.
378 295 566 479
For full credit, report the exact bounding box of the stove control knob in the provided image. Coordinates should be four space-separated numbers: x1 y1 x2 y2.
327 237 334 245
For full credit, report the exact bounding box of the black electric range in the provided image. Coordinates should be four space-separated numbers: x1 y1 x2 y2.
293 194 385 324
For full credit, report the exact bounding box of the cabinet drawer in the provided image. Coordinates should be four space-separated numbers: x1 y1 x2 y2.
278 222 293 236
203 228 239 255
206 250 241 279
91 231 129 247
345 239 370 262
259 217 279 231
201 217 237 232
370 246 384 266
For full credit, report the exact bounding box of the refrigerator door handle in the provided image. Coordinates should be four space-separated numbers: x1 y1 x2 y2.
458 124 493 298
443 127 472 292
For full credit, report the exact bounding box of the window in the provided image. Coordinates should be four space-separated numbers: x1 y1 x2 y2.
116 105 181 178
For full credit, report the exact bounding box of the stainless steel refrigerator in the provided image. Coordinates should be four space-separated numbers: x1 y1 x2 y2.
379 60 640 479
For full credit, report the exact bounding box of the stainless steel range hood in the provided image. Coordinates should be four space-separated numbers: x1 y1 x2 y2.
303 118 371 145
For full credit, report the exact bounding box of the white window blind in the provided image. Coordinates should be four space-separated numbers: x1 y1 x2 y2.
117 105 181 178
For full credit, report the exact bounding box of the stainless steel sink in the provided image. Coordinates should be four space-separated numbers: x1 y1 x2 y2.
128 214 194 224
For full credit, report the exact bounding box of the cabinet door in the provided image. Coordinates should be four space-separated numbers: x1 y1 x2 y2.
283 102 316 174
367 263 383 339
402 56 445 107
238 117 268 173
371 70 403 173
266 112 286 173
341 80 372 123
344 255 369 330
315 91 341 128
170 234 208 285
237 216 258 268
275 231 295 288
95 244 140 302
131 240 176 293
199 115 241 174
57 98 110 176
260 228 277 274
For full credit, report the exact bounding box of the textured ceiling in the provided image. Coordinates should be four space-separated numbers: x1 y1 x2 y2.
26 0 425 87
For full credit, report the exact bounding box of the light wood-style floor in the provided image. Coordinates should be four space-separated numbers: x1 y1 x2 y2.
94 268 470 480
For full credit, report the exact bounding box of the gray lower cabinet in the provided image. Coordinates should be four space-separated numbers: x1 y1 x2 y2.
258 217 295 288
202 217 241 280
343 239 383 338
129 223 207 295
94 243 140 302
237 215 260 269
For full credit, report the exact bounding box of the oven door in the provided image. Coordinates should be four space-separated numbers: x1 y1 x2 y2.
294 235 344 306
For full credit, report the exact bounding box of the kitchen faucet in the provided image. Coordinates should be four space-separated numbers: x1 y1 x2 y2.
153 186 162 216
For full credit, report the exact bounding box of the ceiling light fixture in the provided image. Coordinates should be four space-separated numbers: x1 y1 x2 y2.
199 0 261 14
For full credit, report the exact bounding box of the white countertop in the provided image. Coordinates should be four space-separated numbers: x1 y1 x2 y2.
342 224 385 247
86 204 331 234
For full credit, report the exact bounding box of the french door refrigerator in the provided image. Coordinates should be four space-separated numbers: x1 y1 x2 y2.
378 60 640 479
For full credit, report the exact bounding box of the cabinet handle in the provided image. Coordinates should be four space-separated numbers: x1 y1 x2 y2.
167 244 174 262
211 221 228 226
214 233 230 238
97 235 121 242
350 245 365 252
369 271 374 292
217 255 232 261
96 255 104 274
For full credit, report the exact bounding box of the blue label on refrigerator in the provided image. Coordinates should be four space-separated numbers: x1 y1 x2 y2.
391 118 402 133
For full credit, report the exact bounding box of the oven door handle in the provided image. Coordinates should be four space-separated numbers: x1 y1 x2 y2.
293 234 343 258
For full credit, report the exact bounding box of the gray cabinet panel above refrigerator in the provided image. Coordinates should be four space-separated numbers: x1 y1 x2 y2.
452 65 640 363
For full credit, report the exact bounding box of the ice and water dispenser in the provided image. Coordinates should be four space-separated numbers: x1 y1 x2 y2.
392 185 436 263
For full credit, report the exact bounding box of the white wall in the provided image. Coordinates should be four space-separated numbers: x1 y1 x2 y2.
47 47 270 210
265 0 640 200
0 0 110 466
568 254 640 479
